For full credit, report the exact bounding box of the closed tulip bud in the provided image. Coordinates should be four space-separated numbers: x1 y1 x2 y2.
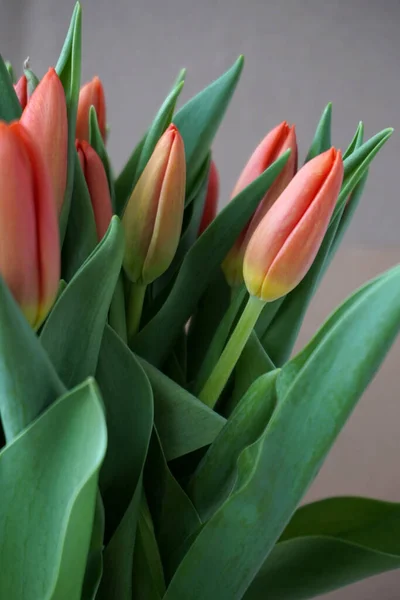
123 124 186 285
20 67 68 214
14 75 28 109
244 148 343 302
222 121 297 287
76 76 106 143
76 140 113 241
198 160 219 235
0 122 60 328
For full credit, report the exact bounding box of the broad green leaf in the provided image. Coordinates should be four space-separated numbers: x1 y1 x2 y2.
115 134 146 216
57 2 82 244
81 492 105 600
173 56 243 192
188 371 278 521
0 54 21 121
229 331 275 413
24 67 40 96
193 285 247 395
0 276 64 442
61 149 98 280
261 127 393 366
304 102 332 162
89 105 116 208
163 264 400 600
0 379 106 600
245 496 400 600
187 269 232 382
97 339 153 600
40 217 124 388
145 430 202 581
97 325 153 541
132 151 291 366
138 357 225 460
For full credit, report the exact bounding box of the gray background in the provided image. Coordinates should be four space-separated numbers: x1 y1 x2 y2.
2 0 400 597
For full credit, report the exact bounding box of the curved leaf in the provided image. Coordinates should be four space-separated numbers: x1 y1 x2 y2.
97 325 153 541
163 264 400 600
0 378 107 600
138 357 225 461
97 330 153 600
81 492 105 600
245 497 400 600
0 276 64 442
40 217 124 388
188 370 278 521
145 430 202 581
173 56 243 193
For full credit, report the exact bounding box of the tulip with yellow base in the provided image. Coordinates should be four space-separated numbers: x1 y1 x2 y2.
122 123 186 338
0 122 60 330
199 148 344 408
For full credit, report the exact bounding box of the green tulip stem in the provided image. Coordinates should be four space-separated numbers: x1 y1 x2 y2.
199 294 265 409
127 282 147 340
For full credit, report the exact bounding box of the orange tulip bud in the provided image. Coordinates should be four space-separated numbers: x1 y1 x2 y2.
20 67 68 214
0 122 60 328
122 124 186 284
76 140 113 241
76 76 106 143
14 75 28 109
222 122 297 287
198 160 219 236
244 148 343 302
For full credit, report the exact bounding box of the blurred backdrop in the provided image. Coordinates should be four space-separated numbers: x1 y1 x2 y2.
2 0 400 597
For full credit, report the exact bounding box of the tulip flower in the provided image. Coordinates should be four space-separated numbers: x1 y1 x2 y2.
123 123 186 285
222 121 297 287
123 124 185 337
14 75 28 109
0 122 60 329
76 76 106 143
198 160 219 235
20 67 68 214
244 148 343 302
76 140 113 241
200 148 343 409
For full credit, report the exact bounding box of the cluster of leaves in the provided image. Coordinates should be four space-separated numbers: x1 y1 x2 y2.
0 4 400 599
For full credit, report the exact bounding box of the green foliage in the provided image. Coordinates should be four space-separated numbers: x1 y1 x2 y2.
0 5 397 599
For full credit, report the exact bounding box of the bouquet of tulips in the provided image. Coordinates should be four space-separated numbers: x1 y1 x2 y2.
1 4 400 599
